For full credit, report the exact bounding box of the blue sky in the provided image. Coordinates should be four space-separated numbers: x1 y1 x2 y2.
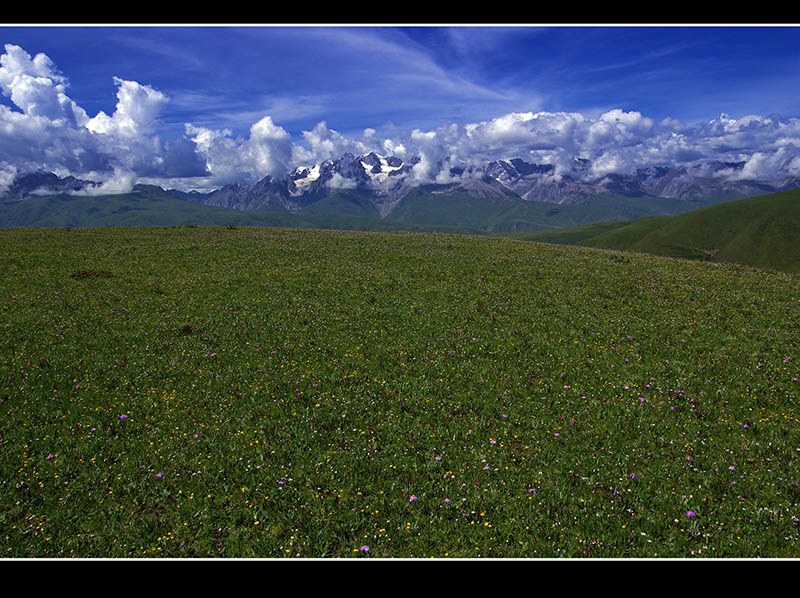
1 24 800 190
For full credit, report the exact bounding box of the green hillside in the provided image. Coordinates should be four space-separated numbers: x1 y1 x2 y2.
577 188 800 273
382 187 540 231
0 185 306 229
298 189 383 219
500 220 633 245
383 188 711 234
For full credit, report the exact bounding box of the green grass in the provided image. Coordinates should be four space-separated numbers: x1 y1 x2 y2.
499 220 633 245
576 188 800 273
2 226 800 558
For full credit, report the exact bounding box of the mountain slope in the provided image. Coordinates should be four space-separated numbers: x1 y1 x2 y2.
0 185 308 229
568 188 800 273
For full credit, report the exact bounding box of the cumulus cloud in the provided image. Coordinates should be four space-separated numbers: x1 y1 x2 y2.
0 43 88 126
3 42 800 194
0 44 205 190
326 172 357 190
86 77 167 137
292 121 373 165
185 115 294 186
386 110 800 185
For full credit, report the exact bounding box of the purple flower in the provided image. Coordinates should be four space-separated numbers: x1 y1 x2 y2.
155 472 163 478
119 414 128 420
686 510 696 518
359 545 370 553
444 498 451 503
45 454 54 460
409 494 418 502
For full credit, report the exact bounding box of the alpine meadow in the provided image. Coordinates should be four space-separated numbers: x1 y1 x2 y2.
2 25 800 559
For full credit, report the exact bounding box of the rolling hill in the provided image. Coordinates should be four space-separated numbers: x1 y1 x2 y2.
508 187 800 273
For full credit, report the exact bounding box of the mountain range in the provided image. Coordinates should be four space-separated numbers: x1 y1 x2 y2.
178 153 800 216
3 153 800 235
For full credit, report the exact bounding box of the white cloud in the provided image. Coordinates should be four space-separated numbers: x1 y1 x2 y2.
293 121 371 165
86 77 167 137
0 44 207 187
0 43 88 126
0 161 18 194
185 115 295 185
245 115 294 176
326 172 357 190
4 43 800 194
72 168 137 195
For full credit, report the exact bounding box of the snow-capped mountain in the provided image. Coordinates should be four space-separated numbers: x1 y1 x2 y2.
207 152 797 215
5 153 800 219
200 152 421 215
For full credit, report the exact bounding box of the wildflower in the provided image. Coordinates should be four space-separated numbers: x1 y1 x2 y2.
630 473 637 479
359 545 370 553
444 498 451 504
155 472 163 478
119 414 128 420
409 495 418 502
45 454 53 460
729 466 736 471
686 510 696 518
489 439 496 445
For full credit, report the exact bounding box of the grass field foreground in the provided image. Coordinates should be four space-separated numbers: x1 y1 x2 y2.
1 226 799 558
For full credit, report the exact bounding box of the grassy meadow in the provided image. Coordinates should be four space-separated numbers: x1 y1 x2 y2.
1 225 800 558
